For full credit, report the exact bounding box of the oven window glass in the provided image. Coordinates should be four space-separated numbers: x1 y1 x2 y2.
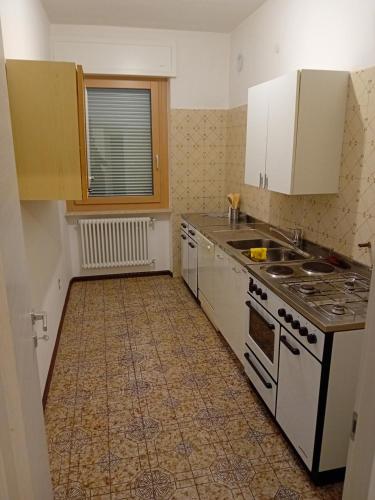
249 305 275 362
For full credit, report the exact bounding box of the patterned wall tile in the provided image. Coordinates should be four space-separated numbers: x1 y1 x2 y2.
170 109 227 275
171 66 375 275
224 67 375 268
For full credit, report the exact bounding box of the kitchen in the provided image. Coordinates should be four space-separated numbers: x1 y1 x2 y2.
1 0 375 499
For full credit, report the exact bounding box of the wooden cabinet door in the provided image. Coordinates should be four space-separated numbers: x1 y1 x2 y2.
245 80 269 188
6 60 83 200
276 328 321 470
266 71 299 195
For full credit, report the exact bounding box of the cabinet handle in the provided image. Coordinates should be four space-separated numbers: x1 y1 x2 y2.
280 335 300 355
216 254 224 260
244 353 272 389
207 245 211 250
188 242 196 249
181 234 187 240
232 267 241 274
265 174 268 190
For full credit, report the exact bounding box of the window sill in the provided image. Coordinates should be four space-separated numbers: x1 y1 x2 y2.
65 207 172 217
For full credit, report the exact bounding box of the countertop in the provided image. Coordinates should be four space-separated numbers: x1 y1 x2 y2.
181 212 371 333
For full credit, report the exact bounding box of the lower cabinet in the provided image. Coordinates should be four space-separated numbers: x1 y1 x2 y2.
213 247 248 363
180 230 189 283
187 238 198 297
180 222 198 298
276 328 321 469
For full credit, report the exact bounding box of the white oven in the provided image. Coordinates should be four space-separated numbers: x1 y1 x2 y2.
245 295 280 381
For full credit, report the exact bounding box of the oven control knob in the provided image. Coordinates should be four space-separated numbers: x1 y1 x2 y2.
256 288 262 296
249 278 254 286
291 320 300 330
285 314 293 323
250 284 258 293
261 292 268 301
278 308 286 317
299 326 308 336
307 334 317 344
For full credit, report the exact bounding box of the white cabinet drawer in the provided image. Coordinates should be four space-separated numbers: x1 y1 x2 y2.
243 347 277 415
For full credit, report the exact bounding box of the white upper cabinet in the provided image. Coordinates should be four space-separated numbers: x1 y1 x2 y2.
245 69 348 195
244 80 269 188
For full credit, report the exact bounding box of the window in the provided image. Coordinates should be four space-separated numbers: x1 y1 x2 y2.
68 74 169 212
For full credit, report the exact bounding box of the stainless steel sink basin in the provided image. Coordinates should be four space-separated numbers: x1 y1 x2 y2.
242 248 305 262
227 239 282 250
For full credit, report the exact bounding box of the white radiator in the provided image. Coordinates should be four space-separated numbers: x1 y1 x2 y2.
79 217 152 269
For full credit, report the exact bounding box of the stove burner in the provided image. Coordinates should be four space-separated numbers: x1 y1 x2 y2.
331 304 347 315
299 284 317 295
266 265 294 277
302 261 335 275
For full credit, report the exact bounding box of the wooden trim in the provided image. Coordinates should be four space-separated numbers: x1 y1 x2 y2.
77 65 89 200
72 270 173 282
68 74 170 212
85 78 152 89
42 280 73 409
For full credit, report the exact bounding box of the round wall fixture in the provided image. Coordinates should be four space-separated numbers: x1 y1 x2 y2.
236 53 244 73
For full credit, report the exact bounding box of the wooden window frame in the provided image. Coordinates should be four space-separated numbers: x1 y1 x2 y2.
67 71 169 212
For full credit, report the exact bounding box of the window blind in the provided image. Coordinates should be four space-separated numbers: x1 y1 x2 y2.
86 87 154 197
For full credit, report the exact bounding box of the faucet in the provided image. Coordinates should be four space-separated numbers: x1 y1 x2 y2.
270 226 303 248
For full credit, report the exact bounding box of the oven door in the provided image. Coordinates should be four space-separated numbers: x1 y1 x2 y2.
245 296 280 381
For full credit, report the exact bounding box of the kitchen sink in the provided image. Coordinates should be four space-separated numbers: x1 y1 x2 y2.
242 248 305 262
227 238 282 250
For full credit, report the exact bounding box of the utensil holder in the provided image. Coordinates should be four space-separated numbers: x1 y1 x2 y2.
228 207 239 223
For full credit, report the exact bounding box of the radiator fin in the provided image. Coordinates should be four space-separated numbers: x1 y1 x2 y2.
79 217 151 269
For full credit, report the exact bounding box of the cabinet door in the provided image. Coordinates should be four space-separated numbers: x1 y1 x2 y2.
276 329 321 470
213 247 230 336
180 231 189 284
187 237 198 297
197 232 215 306
6 60 83 200
266 71 299 195
245 80 269 188
228 262 249 363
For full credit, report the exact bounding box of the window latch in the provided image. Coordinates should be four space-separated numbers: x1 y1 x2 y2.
154 154 159 170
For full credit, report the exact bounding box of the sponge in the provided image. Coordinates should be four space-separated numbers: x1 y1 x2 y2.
249 248 267 261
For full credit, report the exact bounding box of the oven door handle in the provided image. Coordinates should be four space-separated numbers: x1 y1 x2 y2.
280 335 300 355
244 353 272 389
245 301 275 330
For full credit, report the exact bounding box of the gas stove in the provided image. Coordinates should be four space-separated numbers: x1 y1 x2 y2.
249 259 371 332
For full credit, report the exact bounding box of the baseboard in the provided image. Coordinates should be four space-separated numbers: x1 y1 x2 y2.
42 280 73 410
42 269 173 408
71 270 173 282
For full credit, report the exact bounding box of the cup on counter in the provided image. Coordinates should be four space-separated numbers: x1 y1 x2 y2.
228 207 239 223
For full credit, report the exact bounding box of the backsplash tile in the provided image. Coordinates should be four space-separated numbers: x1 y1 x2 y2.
170 109 227 274
225 67 375 268
171 66 375 275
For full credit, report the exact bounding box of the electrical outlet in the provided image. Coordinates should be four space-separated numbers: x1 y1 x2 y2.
58 278 61 290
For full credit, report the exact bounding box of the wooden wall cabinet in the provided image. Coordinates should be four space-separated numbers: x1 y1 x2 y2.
6 60 83 200
245 69 349 195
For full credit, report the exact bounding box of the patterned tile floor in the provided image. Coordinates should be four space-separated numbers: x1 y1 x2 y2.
45 276 343 500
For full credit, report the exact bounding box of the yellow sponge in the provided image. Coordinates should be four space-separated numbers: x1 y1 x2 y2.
250 248 267 261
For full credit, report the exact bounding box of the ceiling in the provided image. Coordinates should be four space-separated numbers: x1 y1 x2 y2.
42 0 266 33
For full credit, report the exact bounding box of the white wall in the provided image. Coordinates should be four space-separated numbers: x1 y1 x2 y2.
229 0 375 107
0 0 72 393
51 24 230 109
